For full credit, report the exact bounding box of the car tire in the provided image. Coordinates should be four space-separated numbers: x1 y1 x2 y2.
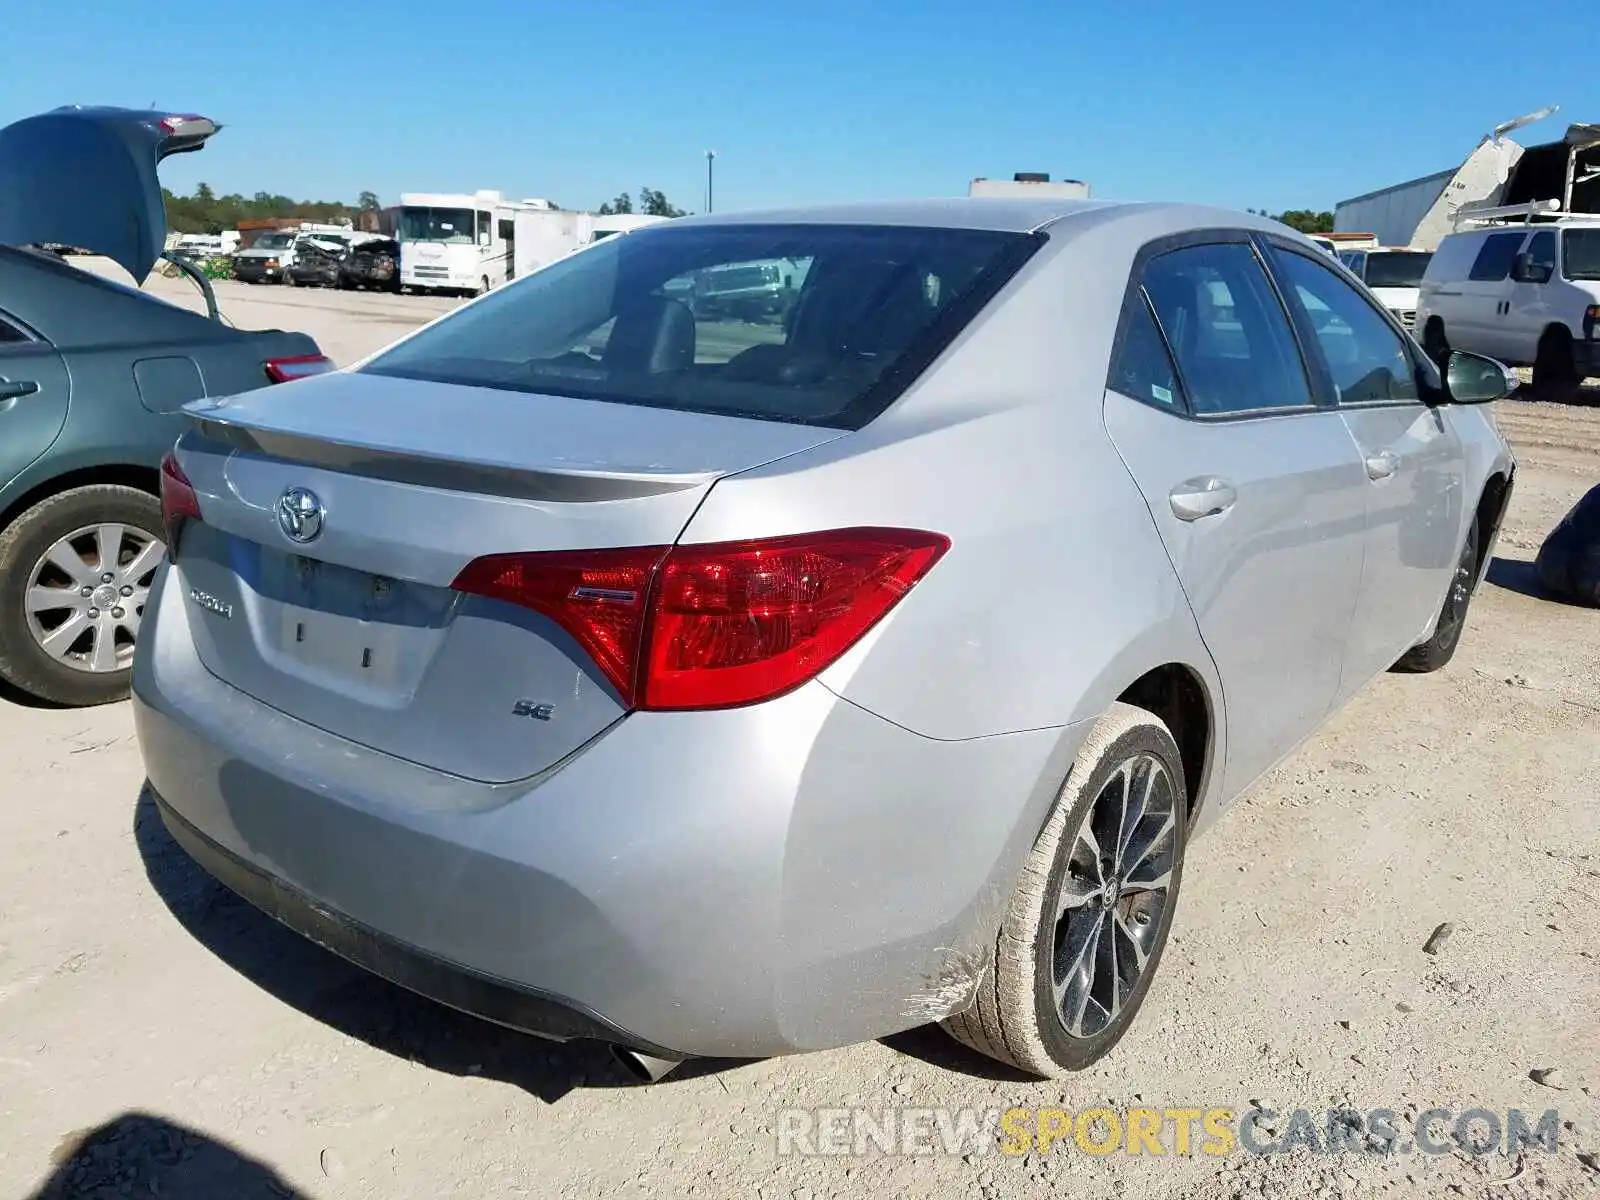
941 702 1189 1077
1422 318 1451 373
1392 515 1480 674
478 276 491 296
1532 326 1579 399
0 485 165 707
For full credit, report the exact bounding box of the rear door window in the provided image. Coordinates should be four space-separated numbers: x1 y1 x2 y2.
1109 294 1187 411
1468 233 1526 282
361 223 1042 428
1140 242 1314 416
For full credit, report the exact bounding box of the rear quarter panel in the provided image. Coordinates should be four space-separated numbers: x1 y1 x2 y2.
683 216 1224 752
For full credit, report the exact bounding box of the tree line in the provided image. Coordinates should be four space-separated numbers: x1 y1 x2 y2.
1249 208 1336 234
162 184 689 234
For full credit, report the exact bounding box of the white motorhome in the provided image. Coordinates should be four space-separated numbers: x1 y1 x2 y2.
969 172 1091 199
393 191 567 296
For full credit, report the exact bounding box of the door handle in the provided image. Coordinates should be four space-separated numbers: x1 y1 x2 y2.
1365 451 1399 481
1169 476 1237 521
0 379 39 400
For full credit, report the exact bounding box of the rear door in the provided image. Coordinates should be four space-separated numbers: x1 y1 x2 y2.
0 309 70 492
1262 240 1466 692
1102 234 1369 798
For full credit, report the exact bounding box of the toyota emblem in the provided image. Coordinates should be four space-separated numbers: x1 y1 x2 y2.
277 487 325 544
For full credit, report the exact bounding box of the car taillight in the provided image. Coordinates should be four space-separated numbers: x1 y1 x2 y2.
265 354 334 383
451 528 950 710
159 451 201 553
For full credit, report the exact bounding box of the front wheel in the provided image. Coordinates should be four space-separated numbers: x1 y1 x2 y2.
942 703 1188 1077
1392 516 1480 673
1422 318 1451 372
0 486 166 706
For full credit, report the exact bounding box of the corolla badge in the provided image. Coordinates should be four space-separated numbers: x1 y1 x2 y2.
277 487 325 544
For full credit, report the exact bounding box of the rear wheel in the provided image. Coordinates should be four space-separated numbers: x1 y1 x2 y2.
1393 516 1480 673
478 275 491 296
1533 326 1579 399
0 486 165 706
941 703 1188 1077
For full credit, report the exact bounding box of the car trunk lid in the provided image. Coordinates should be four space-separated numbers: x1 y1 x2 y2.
0 107 220 281
170 372 846 783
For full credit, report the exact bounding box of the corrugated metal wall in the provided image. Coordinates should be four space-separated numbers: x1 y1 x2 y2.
1335 169 1454 247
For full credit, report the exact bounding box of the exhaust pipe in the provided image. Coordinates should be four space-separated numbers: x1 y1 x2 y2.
611 1045 683 1084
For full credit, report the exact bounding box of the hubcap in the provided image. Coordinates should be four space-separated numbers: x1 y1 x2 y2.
23 524 165 674
1052 754 1178 1040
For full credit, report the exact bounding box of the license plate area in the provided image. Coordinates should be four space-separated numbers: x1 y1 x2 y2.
257 546 452 692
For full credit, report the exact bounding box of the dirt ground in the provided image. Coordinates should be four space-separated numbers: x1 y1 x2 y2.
1 266 1596 1199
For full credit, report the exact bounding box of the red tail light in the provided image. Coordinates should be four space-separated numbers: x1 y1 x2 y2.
451 528 950 710
265 354 334 383
158 451 201 552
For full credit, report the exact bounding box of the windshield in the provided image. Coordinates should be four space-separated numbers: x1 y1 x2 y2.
399 206 476 243
1362 252 1431 289
253 233 295 250
1563 229 1600 281
362 223 1040 428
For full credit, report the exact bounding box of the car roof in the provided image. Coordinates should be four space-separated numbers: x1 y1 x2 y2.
665 198 1290 237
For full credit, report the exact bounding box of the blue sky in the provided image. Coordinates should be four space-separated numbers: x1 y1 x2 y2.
6 0 1595 215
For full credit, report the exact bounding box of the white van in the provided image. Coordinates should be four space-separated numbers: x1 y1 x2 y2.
1337 247 1433 333
1414 216 1600 388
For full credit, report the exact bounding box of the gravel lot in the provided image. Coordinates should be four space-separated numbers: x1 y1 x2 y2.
2 265 1597 1199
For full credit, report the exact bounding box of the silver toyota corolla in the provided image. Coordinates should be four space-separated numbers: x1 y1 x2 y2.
134 199 1517 1081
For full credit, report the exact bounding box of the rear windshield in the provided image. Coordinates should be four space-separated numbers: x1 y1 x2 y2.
1362 251 1431 288
360 223 1041 428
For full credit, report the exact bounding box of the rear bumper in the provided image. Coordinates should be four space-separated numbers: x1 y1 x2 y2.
134 563 1082 1058
152 790 683 1058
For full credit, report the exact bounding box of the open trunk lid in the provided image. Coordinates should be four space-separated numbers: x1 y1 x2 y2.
0 106 220 281
170 372 845 783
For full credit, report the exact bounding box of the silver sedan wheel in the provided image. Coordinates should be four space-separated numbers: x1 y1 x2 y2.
23 523 165 674
1052 753 1178 1039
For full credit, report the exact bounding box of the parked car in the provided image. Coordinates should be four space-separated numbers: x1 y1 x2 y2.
136 200 1515 1083
232 231 299 284
0 105 331 706
1414 215 1600 390
1335 247 1432 333
339 237 400 291
287 238 346 287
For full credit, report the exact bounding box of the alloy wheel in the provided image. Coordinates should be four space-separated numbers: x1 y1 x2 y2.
1052 754 1178 1039
23 523 165 674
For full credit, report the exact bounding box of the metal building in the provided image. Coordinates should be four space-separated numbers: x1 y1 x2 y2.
1334 169 1455 248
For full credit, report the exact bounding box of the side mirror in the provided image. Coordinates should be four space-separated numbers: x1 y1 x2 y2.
1445 350 1517 404
1511 252 1553 284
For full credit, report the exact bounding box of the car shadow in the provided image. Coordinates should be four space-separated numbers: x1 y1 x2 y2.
878 1024 1038 1083
1485 555 1548 600
27 1112 308 1200
1512 379 1600 407
0 677 67 710
133 784 690 1102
